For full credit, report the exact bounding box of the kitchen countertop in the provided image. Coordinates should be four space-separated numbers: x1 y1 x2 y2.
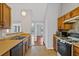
0 39 23 56
0 32 31 56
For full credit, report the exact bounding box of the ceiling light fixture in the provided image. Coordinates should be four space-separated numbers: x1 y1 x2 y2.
21 10 27 16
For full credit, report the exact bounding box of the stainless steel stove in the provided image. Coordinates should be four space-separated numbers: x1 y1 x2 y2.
60 37 79 43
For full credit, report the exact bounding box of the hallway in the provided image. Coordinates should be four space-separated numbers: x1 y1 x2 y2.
25 46 57 56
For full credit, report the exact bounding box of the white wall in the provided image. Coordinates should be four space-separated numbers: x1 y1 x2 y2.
45 3 60 49
7 3 47 33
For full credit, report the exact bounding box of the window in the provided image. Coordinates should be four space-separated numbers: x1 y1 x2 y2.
11 24 22 32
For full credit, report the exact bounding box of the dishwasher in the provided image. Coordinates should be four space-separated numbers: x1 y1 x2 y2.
10 42 23 56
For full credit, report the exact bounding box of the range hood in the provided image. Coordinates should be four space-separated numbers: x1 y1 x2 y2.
64 16 79 24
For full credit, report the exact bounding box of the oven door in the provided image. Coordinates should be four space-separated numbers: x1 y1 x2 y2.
57 40 67 56
57 40 72 56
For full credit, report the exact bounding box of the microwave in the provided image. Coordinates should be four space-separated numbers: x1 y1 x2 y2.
56 31 69 37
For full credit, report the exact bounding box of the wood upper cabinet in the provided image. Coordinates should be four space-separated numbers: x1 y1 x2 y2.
64 13 72 30
64 24 72 30
0 4 2 28
58 16 64 30
64 12 71 20
58 12 73 30
2 3 11 29
71 7 79 17
0 3 11 29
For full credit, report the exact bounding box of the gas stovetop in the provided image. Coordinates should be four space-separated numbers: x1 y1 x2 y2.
60 37 79 43
66 40 79 43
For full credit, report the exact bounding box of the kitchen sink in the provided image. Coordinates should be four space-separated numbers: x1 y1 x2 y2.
11 36 26 40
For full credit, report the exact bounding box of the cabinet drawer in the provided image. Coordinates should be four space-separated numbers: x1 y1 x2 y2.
71 7 79 17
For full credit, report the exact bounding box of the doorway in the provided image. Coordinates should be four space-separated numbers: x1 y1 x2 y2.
31 22 44 46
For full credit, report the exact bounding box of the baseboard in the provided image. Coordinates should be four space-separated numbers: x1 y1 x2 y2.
47 47 53 49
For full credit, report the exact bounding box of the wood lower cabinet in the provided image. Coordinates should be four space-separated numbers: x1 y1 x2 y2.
0 3 11 29
2 51 10 56
73 45 79 56
53 34 57 51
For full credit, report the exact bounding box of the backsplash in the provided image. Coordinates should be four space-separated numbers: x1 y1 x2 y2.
70 20 79 33
0 29 8 39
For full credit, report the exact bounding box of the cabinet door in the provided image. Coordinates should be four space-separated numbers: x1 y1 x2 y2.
2 51 10 56
64 24 72 30
71 7 79 17
2 3 11 29
57 18 61 30
0 3 2 28
64 13 72 30
73 45 79 56
53 34 57 51
58 16 64 30
64 12 71 20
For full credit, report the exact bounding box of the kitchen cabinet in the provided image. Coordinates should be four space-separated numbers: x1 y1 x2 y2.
0 4 2 28
57 7 79 31
53 34 57 51
10 42 23 56
58 16 64 30
64 13 72 30
2 51 10 56
58 13 73 31
71 7 79 18
64 12 71 20
0 3 11 29
73 45 79 56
